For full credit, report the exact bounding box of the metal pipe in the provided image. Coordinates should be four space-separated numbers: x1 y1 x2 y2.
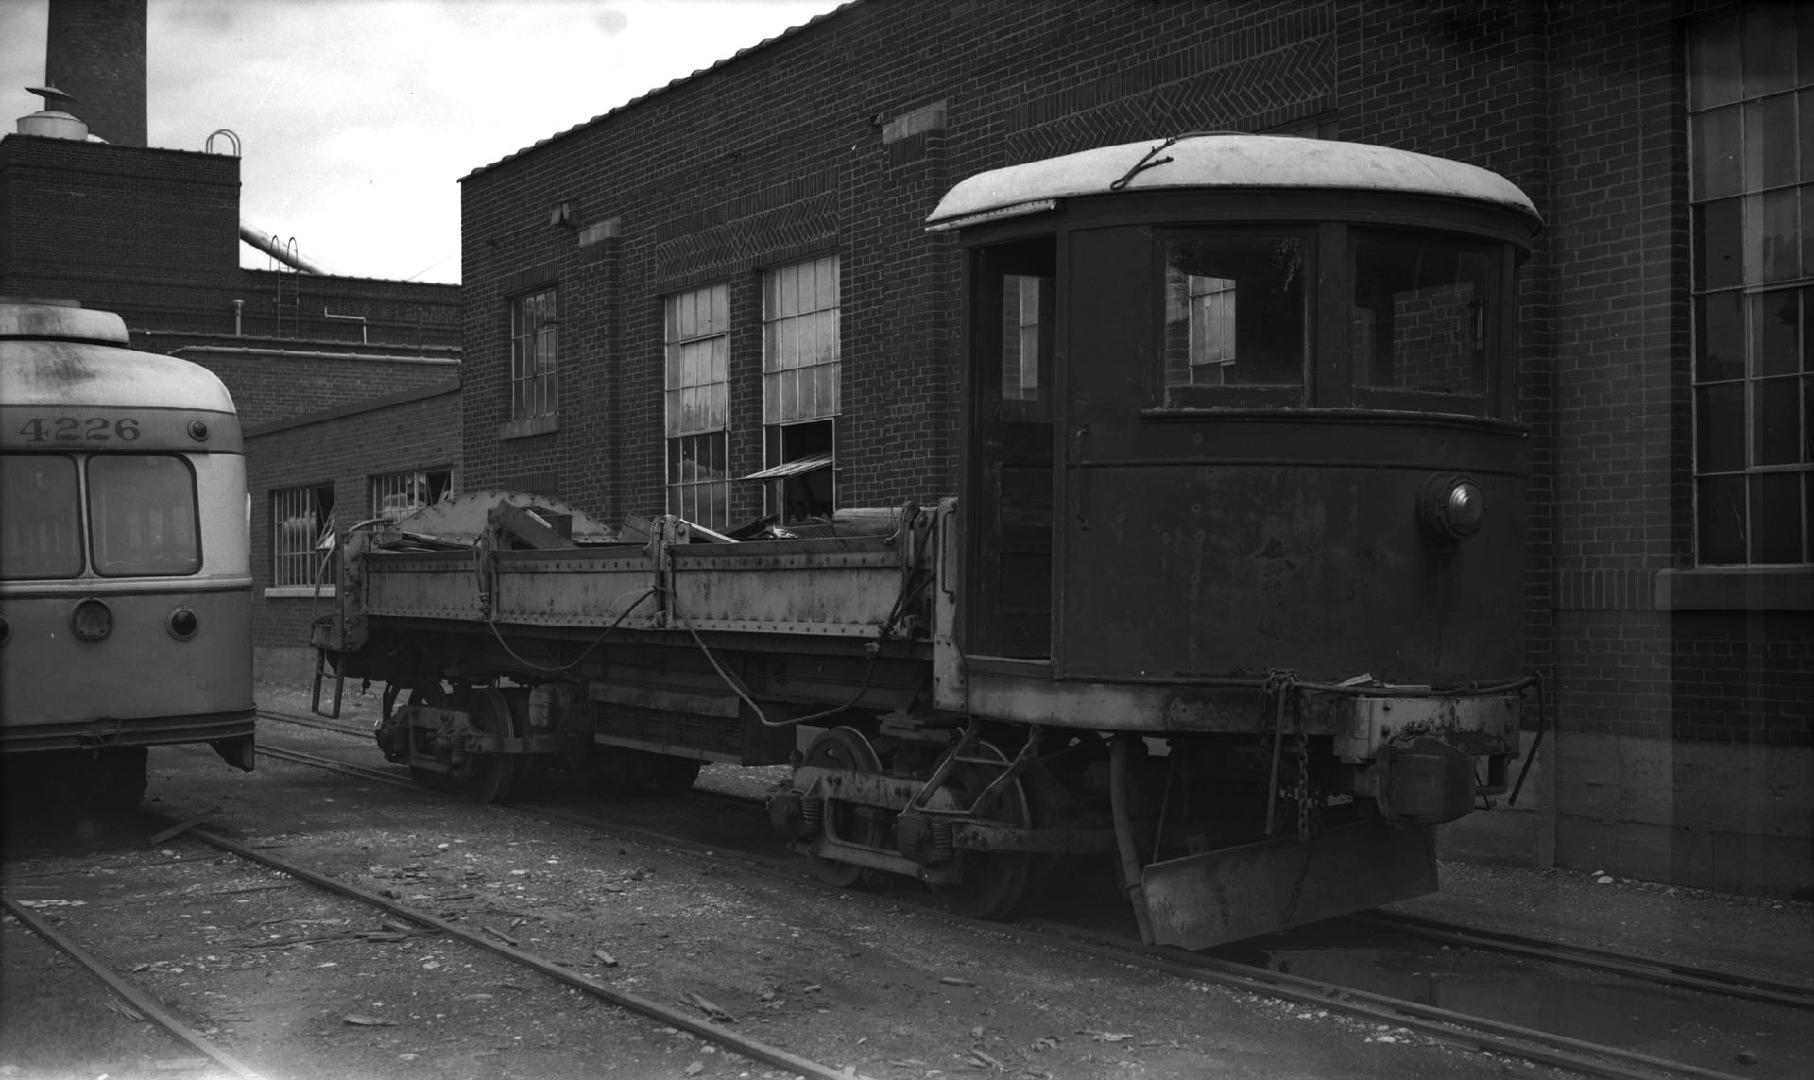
238 221 326 274
1109 733 1156 945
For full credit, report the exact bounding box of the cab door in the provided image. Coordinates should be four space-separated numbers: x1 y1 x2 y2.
1055 224 1157 678
963 237 1056 660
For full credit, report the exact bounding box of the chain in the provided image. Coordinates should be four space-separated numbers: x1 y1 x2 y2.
1282 722 1319 926
1294 729 1312 841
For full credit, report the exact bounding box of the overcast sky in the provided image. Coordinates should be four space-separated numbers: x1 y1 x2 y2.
0 0 845 284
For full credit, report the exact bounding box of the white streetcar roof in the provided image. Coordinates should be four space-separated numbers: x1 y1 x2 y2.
0 300 129 343
926 134 1541 230
0 302 235 412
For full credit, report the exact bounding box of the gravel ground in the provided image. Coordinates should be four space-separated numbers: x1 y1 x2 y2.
2 679 1805 1080
0 682 1585 1080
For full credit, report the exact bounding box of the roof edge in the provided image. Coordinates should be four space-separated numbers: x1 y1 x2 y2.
461 0 861 183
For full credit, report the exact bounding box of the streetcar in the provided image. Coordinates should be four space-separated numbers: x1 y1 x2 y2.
313 134 1542 947
1 299 256 807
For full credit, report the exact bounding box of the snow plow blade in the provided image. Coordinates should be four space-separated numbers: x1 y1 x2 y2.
1141 820 1437 950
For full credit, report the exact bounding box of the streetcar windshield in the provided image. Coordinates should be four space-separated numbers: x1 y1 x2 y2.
88 455 200 576
1162 234 1308 399
1352 229 1495 410
0 455 84 579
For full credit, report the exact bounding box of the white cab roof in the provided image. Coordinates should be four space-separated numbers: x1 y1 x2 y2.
0 301 236 412
926 134 1540 230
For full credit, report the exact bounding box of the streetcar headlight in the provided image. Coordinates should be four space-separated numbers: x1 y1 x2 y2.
1418 474 1486 543
167 606 199 641
70 598 113 642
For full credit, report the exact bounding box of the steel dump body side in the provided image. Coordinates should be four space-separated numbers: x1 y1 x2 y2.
669 537 910 636
365 548 664 629
359 533 912 638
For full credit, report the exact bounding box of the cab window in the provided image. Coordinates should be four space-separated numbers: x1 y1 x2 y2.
1 454 83 579
1162 234 1308 404
1351 229 1496 414
88 455 200 576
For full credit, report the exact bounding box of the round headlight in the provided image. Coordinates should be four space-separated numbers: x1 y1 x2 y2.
168 606 200 640
1418 474 1486 543
70 598 113 642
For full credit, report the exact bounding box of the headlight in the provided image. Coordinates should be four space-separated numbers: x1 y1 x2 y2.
1418 473 1486 543
168 606 200 641
70 598 113 642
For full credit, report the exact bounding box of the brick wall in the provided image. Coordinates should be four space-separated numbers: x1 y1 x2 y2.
0 135 461 350
0 136 240 329
457 0 1363 521
451 0 1811 893
149 340 460 428
245 382 462 684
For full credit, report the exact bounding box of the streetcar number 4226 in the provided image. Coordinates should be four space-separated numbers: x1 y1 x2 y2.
17 417 142 442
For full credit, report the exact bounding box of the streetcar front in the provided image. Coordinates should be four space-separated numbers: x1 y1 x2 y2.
0 300 255 807
927 135 1543 946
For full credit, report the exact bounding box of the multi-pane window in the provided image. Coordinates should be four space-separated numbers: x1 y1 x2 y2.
761 256 840 520
370 468 452 523
1688 1 1814 565
763 255 841 425
272 483 335 588
664 283 730 529
510 287 558 420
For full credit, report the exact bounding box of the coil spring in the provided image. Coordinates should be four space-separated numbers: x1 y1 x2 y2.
931 819 955 862
801 795 825 831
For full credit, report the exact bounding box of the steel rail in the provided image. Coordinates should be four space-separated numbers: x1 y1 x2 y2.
249 722 1769 1080
1013 922 1758 1080
146 811 860 1080
257 708 368 739
2 896 267 1080
1346 909 1814 1011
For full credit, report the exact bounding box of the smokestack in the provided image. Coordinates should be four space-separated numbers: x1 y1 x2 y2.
45 0 147 148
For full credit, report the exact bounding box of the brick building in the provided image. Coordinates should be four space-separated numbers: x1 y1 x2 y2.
0 0 462 678
453 0 1810 896
245 380 461 685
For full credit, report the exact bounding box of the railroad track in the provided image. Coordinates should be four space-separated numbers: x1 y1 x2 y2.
4 802 863 1080
1344 910 1814 1012
250 708 1801 1080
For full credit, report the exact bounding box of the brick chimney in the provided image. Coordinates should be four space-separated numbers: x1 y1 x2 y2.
45 0 147 147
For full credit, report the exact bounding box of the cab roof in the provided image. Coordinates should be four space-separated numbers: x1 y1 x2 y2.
0 300 236 413
926 134 1542 232
0 299 129 343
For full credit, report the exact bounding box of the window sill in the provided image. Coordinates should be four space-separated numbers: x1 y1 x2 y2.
264 585 336 600
1654 567 1814 611
498 413 558 440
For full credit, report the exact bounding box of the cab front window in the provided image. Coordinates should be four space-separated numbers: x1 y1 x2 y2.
88 454 200 576
0 454 83 579
1351 229 1497 415
1162 233 1308 405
